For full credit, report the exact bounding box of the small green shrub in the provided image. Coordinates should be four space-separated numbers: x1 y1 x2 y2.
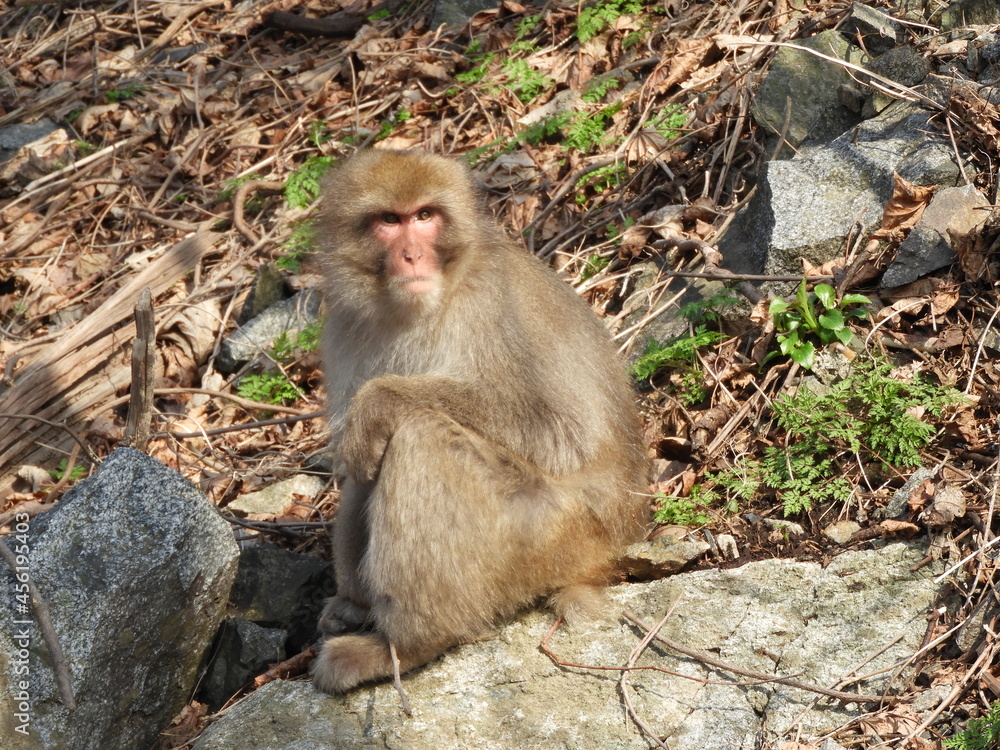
237 372 299 405
769 280 869 369
653 493 711 526
501 58 552 103
945 702 1000 749
577 0 643 42
48 459 86 483
579 255 610 281
285 156 334 209
631 327 726 381
277 222 316 273
713 357 963 516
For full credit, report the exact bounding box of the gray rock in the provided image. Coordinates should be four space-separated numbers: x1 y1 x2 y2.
199 618 287 712
239 262 289 325
844 3 903 56
431 0 498 28
621 536 709 579
227 474 325 516
217 289 320 372
940 0 1000 30
228 543 332 652
721 101 961 277
824 520 861 544
861 46 932 116
750 30 865 153
0 447 239 750
0 118 59 163
882 183 990 287
193 543 944 750
880 467 935 519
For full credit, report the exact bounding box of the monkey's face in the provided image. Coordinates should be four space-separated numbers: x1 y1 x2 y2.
371 206 445 300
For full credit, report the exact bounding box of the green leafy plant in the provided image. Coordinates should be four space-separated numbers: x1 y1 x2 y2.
308 121 331 147
582 75 620 103
579 255 610 282
945 702 1000 749
74 140 99 157
605 217 635 245
456 51 496 85
500 58 552 103
277 222 316 273
631 327 726 381
106 83 146 103
565 103 622 153
769 280 870 369
375 110 412 142
237 372 299 405
651 105 688 140
653 493 711 526
712 357 962 516
48 459 86 484
285 156 334 209
270 321 321 361
368 7 390 20
575 162 627 203
679 290 739 324
577 0 643 42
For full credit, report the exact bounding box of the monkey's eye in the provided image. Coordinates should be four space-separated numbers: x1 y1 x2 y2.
381 213 401 224
415 208 433 221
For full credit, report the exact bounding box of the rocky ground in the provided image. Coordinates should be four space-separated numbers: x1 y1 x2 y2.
1 0 1000 747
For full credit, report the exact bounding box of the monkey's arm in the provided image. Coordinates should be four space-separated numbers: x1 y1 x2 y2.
340 373 529 483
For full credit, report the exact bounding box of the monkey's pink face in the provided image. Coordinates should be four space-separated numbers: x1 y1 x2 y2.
371 207 444 298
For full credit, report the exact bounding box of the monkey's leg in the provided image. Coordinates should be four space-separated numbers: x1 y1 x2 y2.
319 479 372 637
314 408 576 694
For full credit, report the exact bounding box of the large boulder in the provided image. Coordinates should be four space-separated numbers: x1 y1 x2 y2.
0 448 239 750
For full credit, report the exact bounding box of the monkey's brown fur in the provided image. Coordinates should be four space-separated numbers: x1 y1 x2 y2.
313 150 649 693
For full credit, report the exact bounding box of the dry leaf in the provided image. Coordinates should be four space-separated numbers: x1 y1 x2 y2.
649 38 714 92
922 485 966 527
873 173 936 239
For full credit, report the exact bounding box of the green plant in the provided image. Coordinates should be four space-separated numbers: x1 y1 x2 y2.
582 76 620 103
284 156 334 209
368 7 390 20
651 105 688 140
577 0 643 42
579 255 610 281
565 103 622 153
575 162 626 202
237 372 299 405
270 321 322 361
48 459 86 484
679 290 739 324
74 140 98 157
605 217 635 245
456 52 496 85
501 58 552 103
277 221 316 273
375 110 412 142
768 280 870 369
717 357 962 515
631 327 726 381
308 120 331 147
653 493 711 526
106 82 146 103
945 702 1000 749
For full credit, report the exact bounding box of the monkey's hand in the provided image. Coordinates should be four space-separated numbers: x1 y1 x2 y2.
341 377 407 483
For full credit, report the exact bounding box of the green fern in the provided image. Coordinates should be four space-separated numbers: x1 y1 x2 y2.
945 702 1000 750
577 0 644 42
285 156 334 209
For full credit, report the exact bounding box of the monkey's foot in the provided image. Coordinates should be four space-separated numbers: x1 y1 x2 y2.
318 595 370 637
312 633 393 694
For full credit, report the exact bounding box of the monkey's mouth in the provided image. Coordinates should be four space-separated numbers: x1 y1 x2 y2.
388 276 440 296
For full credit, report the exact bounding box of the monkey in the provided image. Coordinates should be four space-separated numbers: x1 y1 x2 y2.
311 149 649 694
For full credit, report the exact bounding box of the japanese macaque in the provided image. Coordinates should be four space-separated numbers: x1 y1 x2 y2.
312 149 649 694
